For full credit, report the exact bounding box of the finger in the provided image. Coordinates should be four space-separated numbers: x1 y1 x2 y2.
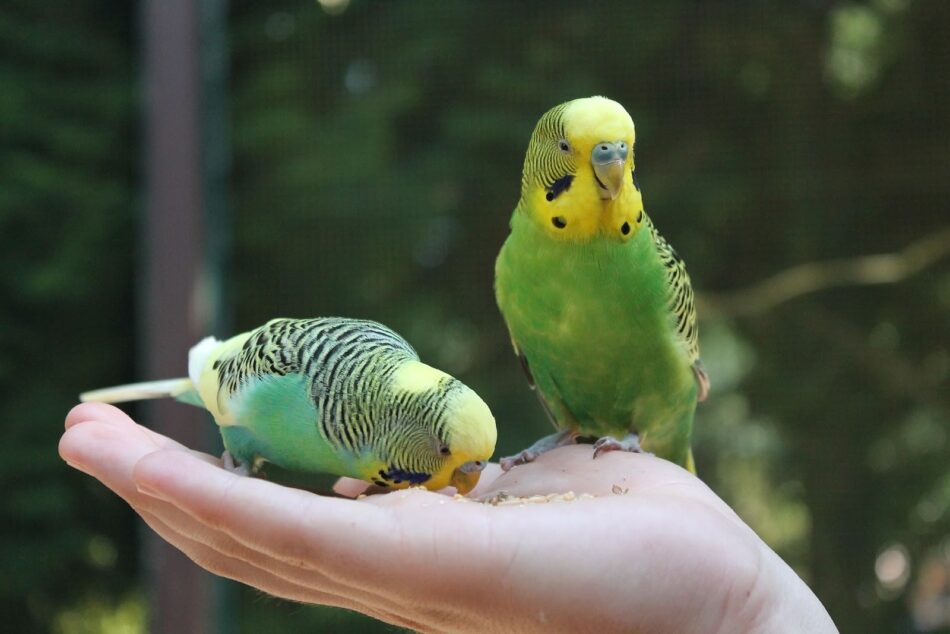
61 411 438 630
138 508 333 604
132 491 435 627
132 447 501 621
131 475 366 595
82 432 434 625
332 477 369 498
133 507 411 625
66 402 134 429
59 419 313 594
133 449 400 580
65 402 214 459
59 418 218 498
64 427 419 624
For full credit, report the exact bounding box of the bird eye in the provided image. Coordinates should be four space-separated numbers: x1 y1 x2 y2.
439 444 451 456
558 139 571 154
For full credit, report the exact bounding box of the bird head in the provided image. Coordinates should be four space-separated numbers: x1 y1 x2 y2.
438 385 497 494
519 96 645 242
380 361 496 495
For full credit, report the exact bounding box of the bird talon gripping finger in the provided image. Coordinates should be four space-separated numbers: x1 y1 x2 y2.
221 450 250 476
496 97 708 474
80 318 496 494
498 451 536 472
591 433 651 459
499 429 579 471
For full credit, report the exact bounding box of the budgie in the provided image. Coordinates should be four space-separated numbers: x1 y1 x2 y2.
81 317 497 494
495 96 709 473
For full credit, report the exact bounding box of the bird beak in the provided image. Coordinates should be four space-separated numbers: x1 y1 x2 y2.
592 141 628 201
450 460 486 495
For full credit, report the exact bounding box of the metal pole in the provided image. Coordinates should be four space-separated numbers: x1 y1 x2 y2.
142 1 217 632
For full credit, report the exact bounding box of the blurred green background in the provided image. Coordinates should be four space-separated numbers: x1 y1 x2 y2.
3 0 949 632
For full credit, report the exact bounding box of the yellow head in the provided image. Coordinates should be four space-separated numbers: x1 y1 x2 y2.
377 361 497 494
519 96 645 242
437 385 498 494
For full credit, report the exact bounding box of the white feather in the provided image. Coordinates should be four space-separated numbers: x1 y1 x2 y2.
188 336 221 386
80 336 223 405
79 378 193 404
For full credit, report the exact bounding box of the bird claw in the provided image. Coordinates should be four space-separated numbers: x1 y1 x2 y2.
222 450 251 476
591 434 651 459
500 429 580 472
499 450 538 472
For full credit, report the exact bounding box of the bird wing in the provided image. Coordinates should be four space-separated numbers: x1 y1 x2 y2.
198 318 313 423
645 215 710 402
506 332 578 431
212 320 309 400
511 338 559 427
205 317 419 422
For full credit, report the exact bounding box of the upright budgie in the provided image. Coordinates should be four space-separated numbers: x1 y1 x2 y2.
495 97 709 473
81 317 497 493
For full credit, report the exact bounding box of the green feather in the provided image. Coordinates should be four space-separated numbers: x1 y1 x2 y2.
221 373 361 478
80 317 497 490
497 212 697 466
496 97 705 471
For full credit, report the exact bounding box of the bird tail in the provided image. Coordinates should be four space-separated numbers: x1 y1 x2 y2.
80 336 223 407
80 378 195 405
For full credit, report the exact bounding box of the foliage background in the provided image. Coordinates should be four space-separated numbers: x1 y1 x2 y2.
2 0 949 632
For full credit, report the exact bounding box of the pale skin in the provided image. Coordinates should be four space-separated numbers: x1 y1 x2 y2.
59 403 837 633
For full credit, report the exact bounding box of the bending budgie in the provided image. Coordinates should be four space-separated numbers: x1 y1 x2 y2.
495 97 709 473
81 317 496 494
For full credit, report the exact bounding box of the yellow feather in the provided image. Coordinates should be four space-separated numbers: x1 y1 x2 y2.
523 96 646 243
193 331 254 426
391 361 451 393
444 387 497 466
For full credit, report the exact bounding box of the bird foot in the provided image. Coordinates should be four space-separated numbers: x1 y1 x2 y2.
222 450 251 477
499 450 539 472
500 429 579 471
592 433 651 459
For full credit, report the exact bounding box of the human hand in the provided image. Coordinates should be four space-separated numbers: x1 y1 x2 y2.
59 403 837 633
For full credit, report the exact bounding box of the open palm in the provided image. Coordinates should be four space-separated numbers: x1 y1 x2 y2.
59 403 835 633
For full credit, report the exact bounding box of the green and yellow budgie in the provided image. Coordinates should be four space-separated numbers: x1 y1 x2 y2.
81 318 496 494
495 97 709 473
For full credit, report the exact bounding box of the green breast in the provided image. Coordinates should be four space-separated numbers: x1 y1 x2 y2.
496 211 697 454
219 373 367 478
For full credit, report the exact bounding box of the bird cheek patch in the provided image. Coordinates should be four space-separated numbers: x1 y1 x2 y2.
545 175 574 202
377 466 431 486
